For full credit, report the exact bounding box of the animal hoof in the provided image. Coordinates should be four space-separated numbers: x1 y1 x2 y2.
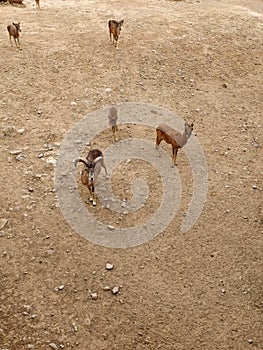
92 202 97 207
89 198 93 202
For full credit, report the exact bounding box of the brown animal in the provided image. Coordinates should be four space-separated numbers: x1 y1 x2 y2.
156 122 194 165
108 19 124 48
74 149 108 206
7 22 21 49
35 0 40 9
108 106 118 142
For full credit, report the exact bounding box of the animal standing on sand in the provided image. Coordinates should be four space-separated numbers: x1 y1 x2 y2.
108 106 118 142
74 149 108 206
108 19 124 48
156 122 194 165
7 22 21 49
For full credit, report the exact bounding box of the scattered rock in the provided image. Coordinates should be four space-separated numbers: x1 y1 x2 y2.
9 149 22 155
58 285 65 291
90 292 98 300
108 225 115 230
0 218 8 230
48 343 58 350
46 157 57 166
16 154 26 161
72 322 78 332
106 263 114 270
112 286 120 295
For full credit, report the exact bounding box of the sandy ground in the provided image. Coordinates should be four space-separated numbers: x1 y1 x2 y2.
0 0 262 349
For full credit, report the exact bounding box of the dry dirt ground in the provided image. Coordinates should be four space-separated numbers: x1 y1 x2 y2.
0 0 262 349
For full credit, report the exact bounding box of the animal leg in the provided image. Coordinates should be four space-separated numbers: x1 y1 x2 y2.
101 159 108 176
16 37 20 49
88 185 96 206
173 148 178 165
156 135 162 149
91 189 96 206
112 126 117 142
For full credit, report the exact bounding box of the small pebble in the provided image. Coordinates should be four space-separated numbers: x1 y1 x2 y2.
90 292 98 300
72 322 78 332
9 149 22 155
58 285 65 290
0 218 8 230
46 157 57 166
106 263 114 270
108 225 115 230
112 286 120 295
49 343 58 350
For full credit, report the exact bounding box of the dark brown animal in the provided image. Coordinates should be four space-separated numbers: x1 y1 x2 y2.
74 149 108 206
156 122 194 165
7 22 21 49
108 19 124 48
108 106 118 142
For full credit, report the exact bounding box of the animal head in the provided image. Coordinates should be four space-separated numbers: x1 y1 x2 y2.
184 121 194 138
119 19 124 30
110 20 124 36
13 22 21 32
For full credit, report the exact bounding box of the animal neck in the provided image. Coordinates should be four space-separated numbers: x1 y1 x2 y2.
184 126 192 140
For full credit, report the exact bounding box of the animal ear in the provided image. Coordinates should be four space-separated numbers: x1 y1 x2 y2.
13 23 16 25
120 20 124 25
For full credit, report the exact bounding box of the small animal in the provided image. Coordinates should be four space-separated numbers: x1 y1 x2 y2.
74 149 108 206
108 106 118 142
7 22 21 49
156 122 194 165
108 19 124 48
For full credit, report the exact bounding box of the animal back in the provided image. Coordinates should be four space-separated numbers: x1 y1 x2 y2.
157 124 181 141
